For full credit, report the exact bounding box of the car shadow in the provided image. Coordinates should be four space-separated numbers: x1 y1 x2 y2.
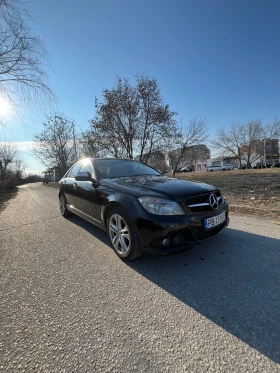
66 215 280 363
67 215 110 245
129 228 280 364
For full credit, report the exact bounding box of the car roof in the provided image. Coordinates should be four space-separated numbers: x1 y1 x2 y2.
89 158 137 162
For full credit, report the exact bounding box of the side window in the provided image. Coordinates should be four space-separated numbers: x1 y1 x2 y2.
68 163 81 178
80 160 93 175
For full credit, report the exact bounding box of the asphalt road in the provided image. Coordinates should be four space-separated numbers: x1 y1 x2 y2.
0 183 280 372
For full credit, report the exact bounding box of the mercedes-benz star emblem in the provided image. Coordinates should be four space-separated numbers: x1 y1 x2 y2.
209 194 218 210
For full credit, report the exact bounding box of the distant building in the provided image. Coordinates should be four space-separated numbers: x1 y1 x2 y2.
42 166 62 182
168 144 210 171
254 138 279 161
134 150 167 172
208 138 279 168
207 156 238 168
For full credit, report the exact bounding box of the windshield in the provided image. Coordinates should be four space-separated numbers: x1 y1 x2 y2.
93 159 161 179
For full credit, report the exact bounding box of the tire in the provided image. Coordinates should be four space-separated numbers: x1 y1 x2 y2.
59 193 72 217
107 207 142 261
210 169 213 172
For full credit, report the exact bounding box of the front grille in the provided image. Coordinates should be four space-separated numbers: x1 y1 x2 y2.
185 191 222 213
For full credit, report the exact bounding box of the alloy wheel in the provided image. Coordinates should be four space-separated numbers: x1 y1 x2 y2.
108 214 131 256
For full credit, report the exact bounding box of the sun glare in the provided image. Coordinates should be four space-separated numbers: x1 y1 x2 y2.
0 97 10 116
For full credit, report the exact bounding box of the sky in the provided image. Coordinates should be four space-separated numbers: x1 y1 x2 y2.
0 0 280 174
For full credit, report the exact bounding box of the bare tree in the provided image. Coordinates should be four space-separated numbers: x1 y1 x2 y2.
168 117 208 177
211 120 264 167
32 116 78 176
84 77 139 159
81 136 104 158
0 141 17 188
239 120 263 167
135 74 177 162
263 118 280 139
12 159 28 179
85 74 177 161
0 0 54 124
210 124 243 166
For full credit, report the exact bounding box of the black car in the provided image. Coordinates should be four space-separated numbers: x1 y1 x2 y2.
253 161 272 169
273 161 280 168
180 166 193 173
238 164 247 170
59 158 229 260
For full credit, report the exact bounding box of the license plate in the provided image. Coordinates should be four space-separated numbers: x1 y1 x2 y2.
205 211 226 230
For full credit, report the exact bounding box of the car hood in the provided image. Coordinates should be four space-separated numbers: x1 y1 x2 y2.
102 175 216 200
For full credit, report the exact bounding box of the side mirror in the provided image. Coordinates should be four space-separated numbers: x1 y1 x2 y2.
75 172 92 181
91 178 98 187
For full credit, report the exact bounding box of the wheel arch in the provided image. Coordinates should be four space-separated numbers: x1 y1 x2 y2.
105 203 143 260
102 201 123 227
103 201 144 250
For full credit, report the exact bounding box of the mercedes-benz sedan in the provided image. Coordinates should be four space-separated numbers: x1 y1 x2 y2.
59 158 229 260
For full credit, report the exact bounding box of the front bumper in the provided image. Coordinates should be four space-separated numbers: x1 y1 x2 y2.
135 202 229 254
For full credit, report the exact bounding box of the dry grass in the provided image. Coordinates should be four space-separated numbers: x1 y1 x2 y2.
175 168 280 221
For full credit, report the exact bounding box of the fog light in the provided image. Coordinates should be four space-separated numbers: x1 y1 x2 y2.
173 237 180 245
162 238 170 246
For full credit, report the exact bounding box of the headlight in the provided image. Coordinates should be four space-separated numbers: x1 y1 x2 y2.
138 197 185 215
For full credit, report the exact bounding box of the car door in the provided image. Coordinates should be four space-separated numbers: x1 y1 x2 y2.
74 159 101 221
62 162 82 207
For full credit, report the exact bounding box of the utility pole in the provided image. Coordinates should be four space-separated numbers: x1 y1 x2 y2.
261 129 266 168
55 116 78 162
263 137 266 166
